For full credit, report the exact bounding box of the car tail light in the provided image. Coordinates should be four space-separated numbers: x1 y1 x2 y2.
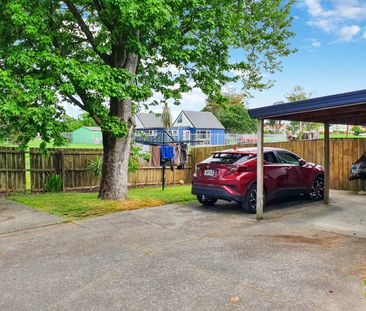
224 166 248 176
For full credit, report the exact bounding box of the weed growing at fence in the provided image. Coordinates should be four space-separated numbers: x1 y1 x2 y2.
44 175 63 192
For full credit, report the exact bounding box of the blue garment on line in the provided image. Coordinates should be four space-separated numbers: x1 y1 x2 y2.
160 145 174 160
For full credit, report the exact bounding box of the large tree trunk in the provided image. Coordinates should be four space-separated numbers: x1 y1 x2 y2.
98 49 138 200
98 128 133 200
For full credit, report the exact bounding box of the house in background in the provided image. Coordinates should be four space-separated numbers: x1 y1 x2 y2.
171 110 225 145
134 113 164 140
72 126 103 145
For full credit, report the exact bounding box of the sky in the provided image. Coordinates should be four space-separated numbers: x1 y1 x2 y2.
65 0 366 119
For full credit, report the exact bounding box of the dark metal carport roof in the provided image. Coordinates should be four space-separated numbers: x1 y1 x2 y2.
247 88 366 220
248 89 366 125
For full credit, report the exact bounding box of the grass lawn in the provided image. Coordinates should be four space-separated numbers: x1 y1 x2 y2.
9 185 196 221
319 134 366 139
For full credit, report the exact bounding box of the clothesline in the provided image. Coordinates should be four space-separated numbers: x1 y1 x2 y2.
135 129 192 190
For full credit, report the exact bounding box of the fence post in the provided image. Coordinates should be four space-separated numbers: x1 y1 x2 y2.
60 150 65 192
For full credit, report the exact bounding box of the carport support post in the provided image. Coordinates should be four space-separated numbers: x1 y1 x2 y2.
324 122 330 204
256 119 264 220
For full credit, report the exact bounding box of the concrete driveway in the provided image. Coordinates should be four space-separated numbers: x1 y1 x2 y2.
0 191 365 310
0 199 62 234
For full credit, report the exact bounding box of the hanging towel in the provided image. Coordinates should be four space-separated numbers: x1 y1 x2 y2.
181 143 189 164
149 145 161 167
174 144 182 166
160 145 174 160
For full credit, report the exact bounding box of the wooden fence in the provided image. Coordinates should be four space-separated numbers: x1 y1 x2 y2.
191 139 366 192
0 148 26 192
0 139 365 192
0 147 192 192
30 148 192 192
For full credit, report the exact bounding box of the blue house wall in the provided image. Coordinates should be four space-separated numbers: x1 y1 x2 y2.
171 127 225 145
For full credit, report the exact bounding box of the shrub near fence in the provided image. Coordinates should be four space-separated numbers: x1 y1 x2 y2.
190 139 366 192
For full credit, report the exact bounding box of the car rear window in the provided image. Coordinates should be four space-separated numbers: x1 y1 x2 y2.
207 153 252 164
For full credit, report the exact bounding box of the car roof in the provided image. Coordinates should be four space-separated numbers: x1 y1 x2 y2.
211 147 288 155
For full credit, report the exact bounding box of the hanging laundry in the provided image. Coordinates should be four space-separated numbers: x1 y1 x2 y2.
149 145 161 167
181 143 189 164
174 144 182 166
160 145 174 161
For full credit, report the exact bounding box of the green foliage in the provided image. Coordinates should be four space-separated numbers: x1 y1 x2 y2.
62 113 98 132
87 157 103 177
284 86 320 136
219 104 257 133
87 143 149 176
352 126 362 136
129 142 149 173
203 90 257 133
0 0 295 148
44 174 62 192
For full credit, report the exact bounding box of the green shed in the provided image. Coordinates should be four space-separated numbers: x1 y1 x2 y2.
72 126 103 145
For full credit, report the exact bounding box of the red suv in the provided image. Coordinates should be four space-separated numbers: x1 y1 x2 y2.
192 147 324 213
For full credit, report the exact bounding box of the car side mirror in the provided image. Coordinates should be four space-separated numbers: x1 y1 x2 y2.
299 159 306 166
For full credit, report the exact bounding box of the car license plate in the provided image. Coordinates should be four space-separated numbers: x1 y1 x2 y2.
204 169 215 177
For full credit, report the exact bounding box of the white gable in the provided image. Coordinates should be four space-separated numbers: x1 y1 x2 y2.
135 116 144 129
172 111 193 128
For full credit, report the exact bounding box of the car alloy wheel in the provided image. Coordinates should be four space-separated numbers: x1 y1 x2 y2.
309 178 324 200
249 188 257 210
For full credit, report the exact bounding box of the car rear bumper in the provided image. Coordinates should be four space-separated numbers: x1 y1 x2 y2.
192 183 243 203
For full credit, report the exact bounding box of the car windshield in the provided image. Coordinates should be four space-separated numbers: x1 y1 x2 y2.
204 153 252 165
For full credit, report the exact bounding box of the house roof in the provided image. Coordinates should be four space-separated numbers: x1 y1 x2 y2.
136 113 163 129
82 126 101 131
248 89 366 125
182 110 225 129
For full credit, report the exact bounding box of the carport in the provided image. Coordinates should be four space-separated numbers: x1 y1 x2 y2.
248 89 366 220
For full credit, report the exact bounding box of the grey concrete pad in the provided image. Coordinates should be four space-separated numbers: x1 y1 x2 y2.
276 190 366 238
0 191 365 310
0 199 62 234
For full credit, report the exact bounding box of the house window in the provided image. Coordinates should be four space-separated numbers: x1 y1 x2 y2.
196 130 211 145
148 130 157 137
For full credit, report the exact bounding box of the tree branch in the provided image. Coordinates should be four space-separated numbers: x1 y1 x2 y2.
64 0 111 64
66 94 85 110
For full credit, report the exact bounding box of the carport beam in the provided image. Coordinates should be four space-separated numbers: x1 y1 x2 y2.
256 119 264 220
324 122 330 204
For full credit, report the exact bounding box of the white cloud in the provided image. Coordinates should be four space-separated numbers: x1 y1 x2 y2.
307 19 335 33
304 0 334 17
338 25 361 41
311 40 322 47
303 0 366 41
